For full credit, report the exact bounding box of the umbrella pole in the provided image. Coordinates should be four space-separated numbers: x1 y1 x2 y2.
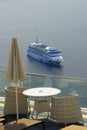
16 85 19 121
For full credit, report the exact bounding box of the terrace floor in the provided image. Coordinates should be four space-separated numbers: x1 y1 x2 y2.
0 98 87 129
0 116 86 130
0 111 87 130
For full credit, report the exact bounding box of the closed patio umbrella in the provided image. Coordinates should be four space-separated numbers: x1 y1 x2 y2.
5 38 26 121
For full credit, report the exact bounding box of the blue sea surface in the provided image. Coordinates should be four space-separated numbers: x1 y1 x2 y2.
0 0 87 78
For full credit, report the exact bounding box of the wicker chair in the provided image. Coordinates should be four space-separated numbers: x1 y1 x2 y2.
50 94 84 126
32 99 50 119
4 86 29 118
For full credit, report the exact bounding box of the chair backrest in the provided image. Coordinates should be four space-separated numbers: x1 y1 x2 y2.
4 86 28 115
50 94 83 125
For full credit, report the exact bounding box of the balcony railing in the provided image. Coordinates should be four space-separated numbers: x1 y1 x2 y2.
0 71 87 108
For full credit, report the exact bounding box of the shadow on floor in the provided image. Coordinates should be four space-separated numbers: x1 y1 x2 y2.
4 115 84 130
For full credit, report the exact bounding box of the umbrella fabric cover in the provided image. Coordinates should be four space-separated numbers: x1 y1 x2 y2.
5 38 26 83
5 38 26 121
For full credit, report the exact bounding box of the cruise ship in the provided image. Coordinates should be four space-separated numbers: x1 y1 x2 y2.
27 40 63 66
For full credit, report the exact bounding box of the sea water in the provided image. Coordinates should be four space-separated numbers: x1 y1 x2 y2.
0 0 87 78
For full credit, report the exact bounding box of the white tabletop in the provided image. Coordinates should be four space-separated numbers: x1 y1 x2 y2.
23 87 61 97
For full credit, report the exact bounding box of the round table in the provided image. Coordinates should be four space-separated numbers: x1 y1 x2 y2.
23 87 61 119
23 87 61 97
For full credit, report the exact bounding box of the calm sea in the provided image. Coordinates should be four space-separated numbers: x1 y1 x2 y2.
0 0 87 78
